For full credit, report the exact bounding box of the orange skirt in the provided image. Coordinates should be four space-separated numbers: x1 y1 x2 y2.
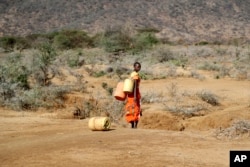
125 93 141 123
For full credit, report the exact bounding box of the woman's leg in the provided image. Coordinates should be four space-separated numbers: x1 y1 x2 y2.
131 121 134 128
134 121 138 128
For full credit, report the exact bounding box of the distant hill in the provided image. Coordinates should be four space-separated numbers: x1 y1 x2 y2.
0 0 249 43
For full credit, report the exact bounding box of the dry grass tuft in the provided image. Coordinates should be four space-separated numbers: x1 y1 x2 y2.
215 120 250 140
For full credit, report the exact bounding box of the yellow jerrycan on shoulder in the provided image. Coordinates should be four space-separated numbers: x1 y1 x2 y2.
123 78 134 93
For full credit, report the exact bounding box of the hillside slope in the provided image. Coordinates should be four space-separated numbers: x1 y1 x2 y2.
0 0 250 43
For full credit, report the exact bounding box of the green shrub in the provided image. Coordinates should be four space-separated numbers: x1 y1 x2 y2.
132 32 159 53
32 42 57 86
53 30 93 50
0 36 31 52
53 34 71 49
0 36 16 52
0 54 30 108
0 54 30 89
67 54 80 67
136 28 160 33
195 41 209 45
15 37 31 51
97 30 132 52
93 70 106 77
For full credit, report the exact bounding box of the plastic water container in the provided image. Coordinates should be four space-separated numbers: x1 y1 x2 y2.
113 82 126 101
123 78 134 93
88 117 111 131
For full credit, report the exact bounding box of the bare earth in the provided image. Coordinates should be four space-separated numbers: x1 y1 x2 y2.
0 76 250 167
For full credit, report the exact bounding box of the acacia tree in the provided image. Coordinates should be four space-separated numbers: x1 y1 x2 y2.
32 42 57 86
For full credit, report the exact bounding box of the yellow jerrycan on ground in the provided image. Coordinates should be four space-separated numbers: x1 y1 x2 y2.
88 117 111 131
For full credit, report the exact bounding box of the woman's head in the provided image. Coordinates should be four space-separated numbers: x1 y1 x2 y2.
133 62 141 72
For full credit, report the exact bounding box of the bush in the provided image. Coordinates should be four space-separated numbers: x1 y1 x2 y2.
53 30 93 50
0 54 30 89
102 82 113 96
92 70 106 77
0 36 31 52
141 91 165 103
198 61 220 71
32 42 57 86
132 32 159 53
25 33 54 48
0 36 16 52
155 47 175 63
195 41 209 45
53 34 71 50
196 90 219 106
15 37 31 51
17 85 71 110
0 83 16 105
215 120 250 139
95 28 159 53
67 54 80 68
0 53 31 109
165 104 207 117
96 30 133 52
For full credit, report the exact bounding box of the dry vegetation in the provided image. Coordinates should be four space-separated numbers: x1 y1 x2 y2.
0 34 249 136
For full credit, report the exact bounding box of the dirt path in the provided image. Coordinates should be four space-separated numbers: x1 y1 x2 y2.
0 115 249 167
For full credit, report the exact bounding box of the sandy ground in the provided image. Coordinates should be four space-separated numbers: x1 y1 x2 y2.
0 74 250 167
0 115 249 167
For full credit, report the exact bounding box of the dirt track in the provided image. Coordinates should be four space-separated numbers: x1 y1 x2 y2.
0 115 249 167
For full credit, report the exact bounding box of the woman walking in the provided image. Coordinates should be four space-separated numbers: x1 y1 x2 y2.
125 62 142 128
